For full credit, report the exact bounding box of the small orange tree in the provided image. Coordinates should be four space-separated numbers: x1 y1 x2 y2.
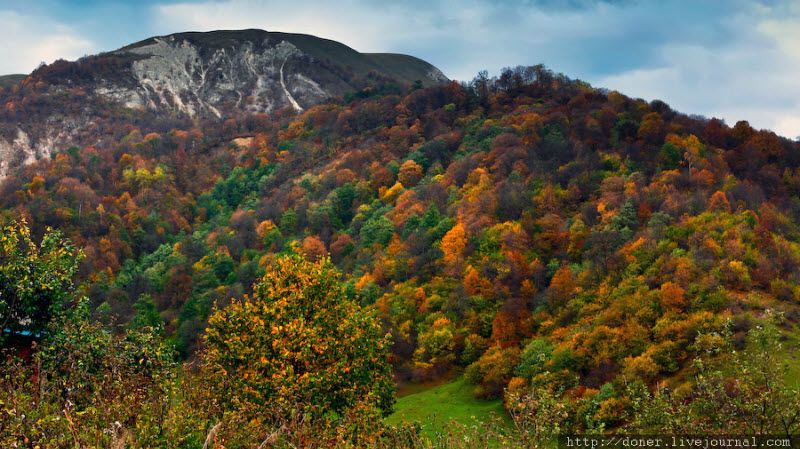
203 254 394 441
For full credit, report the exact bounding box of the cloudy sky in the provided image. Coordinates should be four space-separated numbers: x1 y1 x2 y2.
0 0 798 138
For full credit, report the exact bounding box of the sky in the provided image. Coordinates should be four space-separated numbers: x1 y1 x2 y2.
0 0 798 138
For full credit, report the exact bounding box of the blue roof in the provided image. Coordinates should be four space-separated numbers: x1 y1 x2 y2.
2 328 38 337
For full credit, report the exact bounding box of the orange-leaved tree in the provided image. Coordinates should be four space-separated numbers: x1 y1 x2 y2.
202 254 394 444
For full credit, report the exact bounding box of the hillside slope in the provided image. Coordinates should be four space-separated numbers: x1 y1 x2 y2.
0 74 25 88
1 64 799 432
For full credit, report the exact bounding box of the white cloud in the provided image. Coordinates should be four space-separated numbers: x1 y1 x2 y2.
151 0 412 53
595 8 800 139
775 116 800 139
0 10 94 74
152 0 589 80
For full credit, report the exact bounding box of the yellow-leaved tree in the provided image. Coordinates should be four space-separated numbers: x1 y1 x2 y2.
202 254 394 447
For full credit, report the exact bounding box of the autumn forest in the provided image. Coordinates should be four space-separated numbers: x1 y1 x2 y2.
1 58 800 448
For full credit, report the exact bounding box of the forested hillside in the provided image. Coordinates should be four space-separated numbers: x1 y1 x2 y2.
2 64 800 446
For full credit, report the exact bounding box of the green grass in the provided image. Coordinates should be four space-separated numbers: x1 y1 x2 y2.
784 324 800 388
386 377 512 438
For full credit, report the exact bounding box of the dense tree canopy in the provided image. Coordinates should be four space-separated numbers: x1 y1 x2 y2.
1 64 800 443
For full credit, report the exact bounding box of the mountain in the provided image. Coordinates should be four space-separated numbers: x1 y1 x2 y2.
0 29 447 179
0 74 25 88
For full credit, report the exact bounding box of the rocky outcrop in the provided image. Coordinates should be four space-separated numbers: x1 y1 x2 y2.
114 37 330 116
0 123 83 179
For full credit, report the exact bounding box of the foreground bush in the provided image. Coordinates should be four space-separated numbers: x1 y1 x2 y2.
200 254 395 447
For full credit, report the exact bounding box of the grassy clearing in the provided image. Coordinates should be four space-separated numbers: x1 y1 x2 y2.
386 377 512 439
784 324 800 388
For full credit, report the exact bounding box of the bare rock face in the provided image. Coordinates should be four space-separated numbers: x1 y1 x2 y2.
117 37 325 116
0 29 448 180
0 130 33 178
0 122 83 179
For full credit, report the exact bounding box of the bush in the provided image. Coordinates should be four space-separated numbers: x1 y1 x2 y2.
202 255 395 445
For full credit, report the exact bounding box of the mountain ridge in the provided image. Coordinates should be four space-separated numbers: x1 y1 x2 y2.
0 29 448 179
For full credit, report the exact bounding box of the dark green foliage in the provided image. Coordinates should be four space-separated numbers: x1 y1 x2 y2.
516 339 554 379
0 221 82 340
130 294 162 331
361 215 395 247
659 142 681 169
280 208 299 234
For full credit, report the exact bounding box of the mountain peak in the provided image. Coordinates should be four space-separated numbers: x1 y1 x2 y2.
0 29 448 178
75 28 446 117
20 28 447 118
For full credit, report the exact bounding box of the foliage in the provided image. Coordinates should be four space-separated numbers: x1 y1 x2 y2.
627 314 800 436
0 220 83 339
506 374 568 449
1 289 174 448
202 255 395 445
